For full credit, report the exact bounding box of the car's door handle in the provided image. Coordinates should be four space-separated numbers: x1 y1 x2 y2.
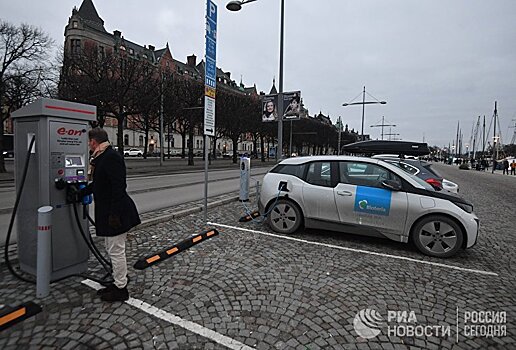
337 190 353 196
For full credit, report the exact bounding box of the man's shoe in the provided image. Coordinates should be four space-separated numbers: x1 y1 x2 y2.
97 283 116 296
100 285 129 302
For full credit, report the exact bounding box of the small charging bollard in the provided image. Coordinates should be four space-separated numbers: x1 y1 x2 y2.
239 157 250 202
37 206 53 298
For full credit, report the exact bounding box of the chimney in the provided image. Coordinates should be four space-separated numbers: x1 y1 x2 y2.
187 54 197 67
226 71 231 79
148 45 155 51
113 30 121 37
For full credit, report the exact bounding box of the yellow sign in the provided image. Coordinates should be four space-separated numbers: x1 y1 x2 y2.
205 86 216 98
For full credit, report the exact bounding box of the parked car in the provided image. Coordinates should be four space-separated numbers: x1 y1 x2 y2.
124 148 143 157
2 150 14 158
259 156 478 258
372 155 459 193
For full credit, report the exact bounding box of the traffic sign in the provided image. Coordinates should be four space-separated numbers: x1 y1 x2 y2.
204 96 215 136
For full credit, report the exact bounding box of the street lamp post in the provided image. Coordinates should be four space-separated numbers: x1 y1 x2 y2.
342 86 386 141
227 0 285 160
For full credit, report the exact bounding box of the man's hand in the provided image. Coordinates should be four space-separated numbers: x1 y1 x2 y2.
108 214 122 229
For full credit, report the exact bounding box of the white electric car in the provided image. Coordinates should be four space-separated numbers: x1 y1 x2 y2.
258 156 479 258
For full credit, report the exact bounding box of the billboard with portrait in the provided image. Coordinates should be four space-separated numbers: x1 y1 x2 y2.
262 94 278 122
282 91 301 120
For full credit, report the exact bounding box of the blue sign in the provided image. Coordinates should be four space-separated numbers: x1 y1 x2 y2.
354 186 392 216
206 0 217 24
205 58 216 81
206 77 216 88
206 37 216 62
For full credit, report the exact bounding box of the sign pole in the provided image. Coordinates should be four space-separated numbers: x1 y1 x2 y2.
204 0 217 223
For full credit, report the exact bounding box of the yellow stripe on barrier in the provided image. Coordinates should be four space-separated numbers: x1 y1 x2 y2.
146 255 160 263
193 236 202 243
0 307 26 326
166 247 179 255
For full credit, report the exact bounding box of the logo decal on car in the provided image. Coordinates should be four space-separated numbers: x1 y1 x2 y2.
354 187 392 215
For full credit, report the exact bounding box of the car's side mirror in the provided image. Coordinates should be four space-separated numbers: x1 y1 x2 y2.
381 180 402 191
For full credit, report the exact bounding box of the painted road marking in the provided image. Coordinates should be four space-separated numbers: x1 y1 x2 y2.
81 280 253 350
207 222 498 277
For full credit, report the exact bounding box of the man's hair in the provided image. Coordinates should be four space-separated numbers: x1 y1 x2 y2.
88 128 109 143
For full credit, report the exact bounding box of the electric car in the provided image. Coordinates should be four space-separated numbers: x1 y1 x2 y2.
258 156 478 258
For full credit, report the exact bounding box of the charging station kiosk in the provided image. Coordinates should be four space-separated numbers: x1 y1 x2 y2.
11 98 96 280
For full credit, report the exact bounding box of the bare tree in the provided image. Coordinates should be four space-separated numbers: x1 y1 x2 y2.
0 20 54 173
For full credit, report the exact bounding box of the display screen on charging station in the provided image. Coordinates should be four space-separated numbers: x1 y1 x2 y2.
64 154 86 181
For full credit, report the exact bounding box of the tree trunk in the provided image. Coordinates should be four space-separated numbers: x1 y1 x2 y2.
232 136 239 164
117 115 125 155
181 130 187 159
260 134 265 162
0 117 6 173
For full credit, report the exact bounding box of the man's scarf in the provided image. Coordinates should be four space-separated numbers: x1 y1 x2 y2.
88 141 110 180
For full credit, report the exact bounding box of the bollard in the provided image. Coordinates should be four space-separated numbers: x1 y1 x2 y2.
37 206 53 298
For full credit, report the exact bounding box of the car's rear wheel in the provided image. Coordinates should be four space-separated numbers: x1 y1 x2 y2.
267 199 303 234
412 215 463 258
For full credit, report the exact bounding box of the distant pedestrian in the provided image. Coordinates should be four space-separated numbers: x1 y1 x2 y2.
511 160 516 175
502 159 509 175
492 160 497 174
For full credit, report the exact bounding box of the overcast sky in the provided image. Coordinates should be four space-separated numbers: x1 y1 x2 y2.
2 0 516 148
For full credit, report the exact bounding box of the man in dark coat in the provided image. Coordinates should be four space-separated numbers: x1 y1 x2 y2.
81 128 140 302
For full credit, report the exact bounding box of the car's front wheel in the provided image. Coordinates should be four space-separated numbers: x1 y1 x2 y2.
267 199 303 234
412 215 463 258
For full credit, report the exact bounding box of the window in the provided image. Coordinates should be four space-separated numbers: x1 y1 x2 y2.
270 163 307 179
98 46 105 60
72 21 78 28
386 161 419 175
340 162 399 188
71 39 81 54
196 140 200 148
306 162 333 187
129 48 134 55
124 134 129 146
139 136 143 147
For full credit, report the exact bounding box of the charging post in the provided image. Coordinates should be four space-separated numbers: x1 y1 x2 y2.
239 156 251 202
11 98 96 281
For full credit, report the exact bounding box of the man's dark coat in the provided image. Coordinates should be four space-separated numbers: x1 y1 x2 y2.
83 146 140 236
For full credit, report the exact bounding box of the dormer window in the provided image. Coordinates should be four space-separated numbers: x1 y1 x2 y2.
129 48 134 55
120 45 126 51
72 21 78 28
143 54 148 59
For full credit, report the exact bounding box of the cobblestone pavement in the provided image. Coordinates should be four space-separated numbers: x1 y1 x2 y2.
1 164 514 349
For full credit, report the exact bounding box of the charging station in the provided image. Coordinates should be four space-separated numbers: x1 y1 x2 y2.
11 98 96 280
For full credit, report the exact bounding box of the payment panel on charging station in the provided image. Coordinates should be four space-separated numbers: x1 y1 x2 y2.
11 98 96 280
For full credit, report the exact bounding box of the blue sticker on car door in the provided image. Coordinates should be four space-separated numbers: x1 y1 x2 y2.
354 186 392 216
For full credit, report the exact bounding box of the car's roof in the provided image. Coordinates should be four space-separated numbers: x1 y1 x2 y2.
278 155 378 165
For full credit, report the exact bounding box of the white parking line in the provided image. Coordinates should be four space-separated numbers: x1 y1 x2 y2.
81 280 254 350
208 222 498 277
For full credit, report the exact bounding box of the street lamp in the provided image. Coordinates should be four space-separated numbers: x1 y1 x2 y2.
342 86 386 141
227 0 286 160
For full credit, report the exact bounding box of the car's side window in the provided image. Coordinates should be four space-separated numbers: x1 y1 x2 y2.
387 161 419 175
340 162 399 188
305 161 333 187
270 164 306 179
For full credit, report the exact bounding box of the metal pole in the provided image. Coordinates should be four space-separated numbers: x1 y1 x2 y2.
204 136 209 223
361 86 366 140
37 206 53 298
289 120 293 157
337 116 342 155
277 0 285 160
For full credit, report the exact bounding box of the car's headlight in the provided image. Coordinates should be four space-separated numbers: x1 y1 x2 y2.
453 201 473 213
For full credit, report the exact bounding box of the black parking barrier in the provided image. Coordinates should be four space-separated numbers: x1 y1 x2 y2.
239 210 261 222
133 229 219 270
0 301 42 331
